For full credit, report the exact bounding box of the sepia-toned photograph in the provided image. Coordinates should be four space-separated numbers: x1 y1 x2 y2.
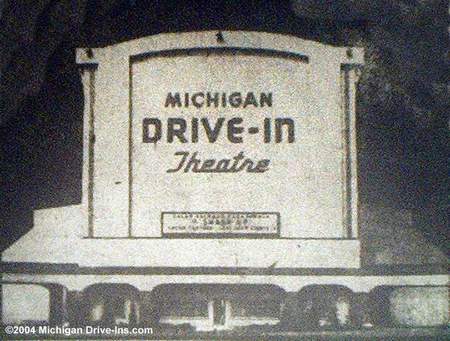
1 1 448 339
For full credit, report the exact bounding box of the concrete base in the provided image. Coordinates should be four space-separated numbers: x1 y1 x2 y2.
2 205 360 269
2 273 447 293
2 275 448 330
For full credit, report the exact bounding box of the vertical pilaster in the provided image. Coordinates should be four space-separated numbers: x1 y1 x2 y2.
80 67 96 237
341 64 361 239
91 55 130 237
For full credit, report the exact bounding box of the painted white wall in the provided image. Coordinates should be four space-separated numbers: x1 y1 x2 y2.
3 32 362 269
77 31 362 239
131 53 344 238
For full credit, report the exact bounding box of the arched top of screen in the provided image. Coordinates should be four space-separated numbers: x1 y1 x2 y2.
76 31 364 67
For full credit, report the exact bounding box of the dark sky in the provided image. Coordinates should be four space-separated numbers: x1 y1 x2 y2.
0 0 448 252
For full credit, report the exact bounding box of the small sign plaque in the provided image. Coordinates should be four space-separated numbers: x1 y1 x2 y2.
162 212 280 237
